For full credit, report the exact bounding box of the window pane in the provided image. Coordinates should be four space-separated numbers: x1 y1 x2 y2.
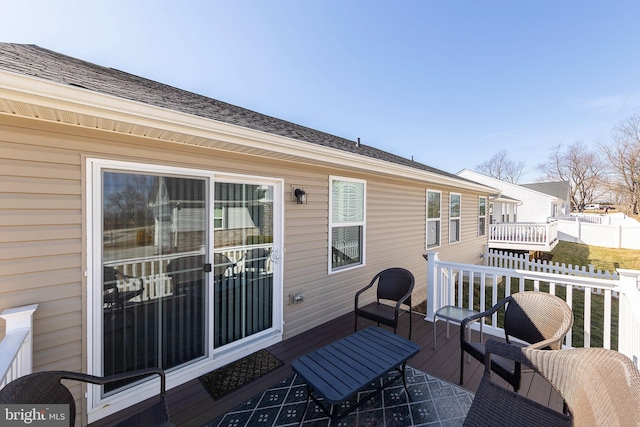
331 226 361 269
450 218 460 242
450 194 461 218
427 220 440 248
479 217 486 236
427 191 441 219
332 180 364 223
479 198 486 216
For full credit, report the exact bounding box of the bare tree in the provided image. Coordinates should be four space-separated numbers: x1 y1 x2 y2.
537 142 604 211
476 150 525 183
601 115 640 215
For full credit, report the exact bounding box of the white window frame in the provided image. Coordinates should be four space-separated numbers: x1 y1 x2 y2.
478 196 487 237
329 176 366 274
449 193 461 244
426 189 441 249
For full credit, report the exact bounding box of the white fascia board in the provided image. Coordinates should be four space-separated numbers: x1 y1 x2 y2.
0 70 495 192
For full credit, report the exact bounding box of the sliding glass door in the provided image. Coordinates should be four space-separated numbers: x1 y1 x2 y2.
94 160 280 396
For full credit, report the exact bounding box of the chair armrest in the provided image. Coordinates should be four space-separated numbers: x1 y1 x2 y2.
460 295 511 330
61 368 167 393
354 277 377 308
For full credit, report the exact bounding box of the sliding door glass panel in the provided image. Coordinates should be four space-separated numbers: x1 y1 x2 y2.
102 173 207 392
213 182 274 348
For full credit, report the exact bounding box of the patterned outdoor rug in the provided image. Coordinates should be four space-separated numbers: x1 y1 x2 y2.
203 366 474 426
200 350 284 400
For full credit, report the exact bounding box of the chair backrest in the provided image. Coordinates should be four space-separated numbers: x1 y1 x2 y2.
0 372 77 426
504 292 573 350
375 268 415 305
502 341 640 426
244 248 270 273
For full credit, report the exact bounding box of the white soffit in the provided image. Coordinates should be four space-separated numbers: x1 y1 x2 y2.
0 70 494 192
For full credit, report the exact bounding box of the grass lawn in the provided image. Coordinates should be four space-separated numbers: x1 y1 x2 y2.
547 241 640 272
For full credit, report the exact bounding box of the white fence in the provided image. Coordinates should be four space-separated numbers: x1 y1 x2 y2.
556 214 640 250
486 250 619 282
0 305 38 388
425 251 640 365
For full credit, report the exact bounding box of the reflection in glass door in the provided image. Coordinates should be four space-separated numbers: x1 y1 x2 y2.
213 182 274 348
102 173 207 391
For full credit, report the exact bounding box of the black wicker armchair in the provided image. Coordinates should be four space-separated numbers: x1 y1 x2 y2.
355 267 415 339
460 291 573 391
0 368 172 427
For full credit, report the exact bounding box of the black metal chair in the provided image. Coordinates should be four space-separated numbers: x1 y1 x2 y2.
460 291 573 391
354 267 415 339
0 368 172 427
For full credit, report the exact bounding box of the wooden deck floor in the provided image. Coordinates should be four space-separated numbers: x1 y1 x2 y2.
91 311 562 427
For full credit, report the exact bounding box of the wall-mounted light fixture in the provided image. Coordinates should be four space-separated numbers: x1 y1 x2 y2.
294 188 307 204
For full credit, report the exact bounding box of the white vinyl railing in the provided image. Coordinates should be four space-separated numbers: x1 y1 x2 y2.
488 221 558 250
105 247 271 302
0 304 38 388
425 251 640 365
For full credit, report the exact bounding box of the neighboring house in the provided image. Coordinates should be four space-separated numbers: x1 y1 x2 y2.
457 169 569 223
456 170 565 253
0 44 497 424
521 181 571 217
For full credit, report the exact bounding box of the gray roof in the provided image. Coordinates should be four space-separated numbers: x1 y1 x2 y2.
0 43 467 182
521 181 570 200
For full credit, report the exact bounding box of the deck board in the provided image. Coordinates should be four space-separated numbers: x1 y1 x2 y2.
89 311 561 426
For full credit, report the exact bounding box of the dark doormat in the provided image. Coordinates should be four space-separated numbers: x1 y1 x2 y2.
199 349 284 400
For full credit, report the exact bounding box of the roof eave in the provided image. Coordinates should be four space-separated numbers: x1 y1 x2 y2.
0 70 495 192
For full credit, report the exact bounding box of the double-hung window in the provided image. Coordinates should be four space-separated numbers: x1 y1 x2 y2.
478 196 487 236
330 176 365 272
426 190 441 249
449 193 461 243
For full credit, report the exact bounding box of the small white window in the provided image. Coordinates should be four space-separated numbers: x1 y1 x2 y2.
449 193 461 243
478 196 487 237
329 176 366 272
489 202 494 225
426 190 441 249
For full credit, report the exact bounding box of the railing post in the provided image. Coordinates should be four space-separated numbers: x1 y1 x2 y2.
616 269 640 366
423 251 440 322
0 304 38 384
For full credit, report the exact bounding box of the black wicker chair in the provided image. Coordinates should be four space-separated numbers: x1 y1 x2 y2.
355 267 415 339
0 368 172 427
460 291 573 391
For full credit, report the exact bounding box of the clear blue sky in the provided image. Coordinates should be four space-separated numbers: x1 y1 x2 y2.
2 1 640 182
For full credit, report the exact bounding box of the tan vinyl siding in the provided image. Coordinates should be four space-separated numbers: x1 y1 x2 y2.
1 116 490 425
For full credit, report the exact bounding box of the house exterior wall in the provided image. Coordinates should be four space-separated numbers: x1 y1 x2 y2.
0 117 490 373
0 119 486 362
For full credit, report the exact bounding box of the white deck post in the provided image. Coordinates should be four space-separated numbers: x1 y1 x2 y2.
0 304 38 385
616 270 640 366
423 251 440 322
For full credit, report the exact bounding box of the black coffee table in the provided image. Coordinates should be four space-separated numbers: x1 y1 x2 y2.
291 326 420 425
